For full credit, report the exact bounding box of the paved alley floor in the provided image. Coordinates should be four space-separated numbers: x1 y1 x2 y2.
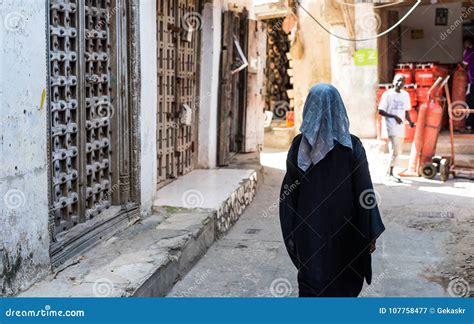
168 147 474 297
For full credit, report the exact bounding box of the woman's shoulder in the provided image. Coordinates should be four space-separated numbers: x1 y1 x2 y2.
350 134 362 146
350 134 366 161
292 133 303 144
285 134 303 165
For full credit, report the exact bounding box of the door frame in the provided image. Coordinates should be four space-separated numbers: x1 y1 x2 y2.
218 10 249 166
155 0 202 188
46 0 141 268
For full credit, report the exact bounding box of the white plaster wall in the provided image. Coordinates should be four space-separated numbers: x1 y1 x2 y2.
139 0 158 215
293 0 332 130
198 0 222 169
331 3 378 139
0 0 50 295
399 3 463 64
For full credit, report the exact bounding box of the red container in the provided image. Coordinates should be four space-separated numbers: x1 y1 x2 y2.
415 68 435 87
420 100 444 165
404 84 417 107
286 111 295 128
376 84 392 140
433 64 449 79
407 99 443 174
416 86 429 104
394 63 414 84
451 64 468 130
376 83 392 105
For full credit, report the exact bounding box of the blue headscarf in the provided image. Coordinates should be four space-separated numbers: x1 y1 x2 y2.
297 84 352 171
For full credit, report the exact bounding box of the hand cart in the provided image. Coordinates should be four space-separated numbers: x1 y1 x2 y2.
443 79 474 180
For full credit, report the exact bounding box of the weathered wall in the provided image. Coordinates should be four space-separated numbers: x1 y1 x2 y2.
139 0 158 214
198 0 223 169
292 0 332 130
399 3 463 64
0 0 50 295
290 1 378 138
244 19 266 152
331 3 378 139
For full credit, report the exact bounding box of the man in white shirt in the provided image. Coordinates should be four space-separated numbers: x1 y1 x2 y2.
378 75 415 182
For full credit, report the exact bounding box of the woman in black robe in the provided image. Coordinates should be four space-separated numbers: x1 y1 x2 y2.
279 84 385 297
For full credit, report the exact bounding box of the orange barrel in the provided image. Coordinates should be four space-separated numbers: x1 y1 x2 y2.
415 64 435 87
433 64 449 79
406 102 428 175
286 111 295 128
433 64 448 98
404 108 418 143
376 84 392 140
420 100 444 165
451 64 468 130
416 86 429 104
394 63 414 84
376 83 392 104
404 84 417 107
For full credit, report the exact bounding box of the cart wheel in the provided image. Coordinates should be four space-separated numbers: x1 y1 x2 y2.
421 163 437 179
432 156 442 165
440 158 450 182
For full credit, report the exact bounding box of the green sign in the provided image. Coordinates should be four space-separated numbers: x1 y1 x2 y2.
354 48 378 66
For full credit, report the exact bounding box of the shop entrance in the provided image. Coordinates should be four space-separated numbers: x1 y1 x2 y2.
217 9 249 166
264 18 294 121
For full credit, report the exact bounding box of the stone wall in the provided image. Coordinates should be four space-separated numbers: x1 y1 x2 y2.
216 172 258 234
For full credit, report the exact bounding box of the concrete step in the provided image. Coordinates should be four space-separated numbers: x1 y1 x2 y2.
21 169 259 297
21 209 215 297
154 169 258 235
264 125 295 150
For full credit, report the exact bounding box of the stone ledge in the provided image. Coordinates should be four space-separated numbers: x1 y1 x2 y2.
21 169 259 297
153 169 258 235
21 209 215 297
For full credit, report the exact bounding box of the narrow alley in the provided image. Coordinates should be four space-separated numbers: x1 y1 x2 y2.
169 147 474 297
2 0 474 303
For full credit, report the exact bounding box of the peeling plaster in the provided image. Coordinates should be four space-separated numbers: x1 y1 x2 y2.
0 0 50 295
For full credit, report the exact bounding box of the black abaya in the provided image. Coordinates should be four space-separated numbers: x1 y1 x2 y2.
279 134 385 297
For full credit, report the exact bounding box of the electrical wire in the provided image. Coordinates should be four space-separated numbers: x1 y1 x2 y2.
334 0 407 10
295 0 421 42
